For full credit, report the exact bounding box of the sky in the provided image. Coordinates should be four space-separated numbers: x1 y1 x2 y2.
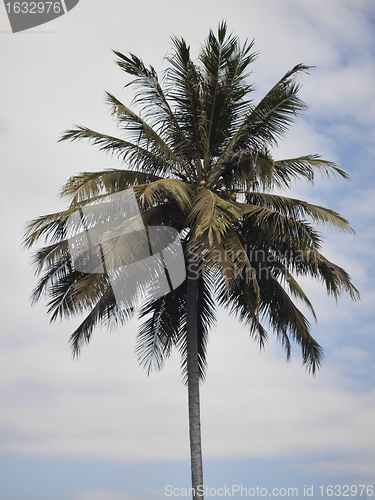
1 0 375 499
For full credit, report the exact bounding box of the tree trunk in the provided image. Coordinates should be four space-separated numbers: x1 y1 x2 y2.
186 264 204 500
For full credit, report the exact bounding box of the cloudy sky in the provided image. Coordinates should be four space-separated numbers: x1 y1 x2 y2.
1 0 374 499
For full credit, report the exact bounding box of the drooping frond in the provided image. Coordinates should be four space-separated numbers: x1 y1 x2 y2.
219 253 323 373
298 251 360 301
137 268 216 382
137 282 186 374
31 247 73 305
187 188 242 244
216 271 267 349
69 287 131 357
270 258 317 321
23 208 77 248
134 178 194 212
258 269 323 373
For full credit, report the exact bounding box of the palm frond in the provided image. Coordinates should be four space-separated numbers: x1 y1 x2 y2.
211 64 311 184
165 36 203 172
61 169 162 205
270 259 317 321
135 178 194 212
273 155 350 188
187 189 242 244
105 92 193 178
31 240 70 275
137 282 186 374
245 192 355 233
221 256 323 373
69 287 131 357
23 207 78 248
199 21 257 160
216 272 267 350
59 126 173 177
239 64 310 149
308 252 360 301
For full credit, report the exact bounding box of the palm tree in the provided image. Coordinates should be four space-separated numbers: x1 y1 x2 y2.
24 22 359 500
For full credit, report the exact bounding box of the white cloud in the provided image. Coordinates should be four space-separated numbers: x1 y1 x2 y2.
1 312 374 483
307 62 375 126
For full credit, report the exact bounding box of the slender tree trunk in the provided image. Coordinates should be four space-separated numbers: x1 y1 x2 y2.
186 263 204 500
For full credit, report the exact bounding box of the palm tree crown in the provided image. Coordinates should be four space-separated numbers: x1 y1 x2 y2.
24 22 359 500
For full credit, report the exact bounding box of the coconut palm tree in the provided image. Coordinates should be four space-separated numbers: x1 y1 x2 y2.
24 22 359 500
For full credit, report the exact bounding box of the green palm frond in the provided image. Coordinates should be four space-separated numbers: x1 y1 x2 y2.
113 50 178 132
245 192 354 233
105 92 193 178
273 154 350 187
46 270 85 322
61 169 162 205
59 126 174 177
271 258 317 321
165 36 203 171
199 21 257 160
23 208 78 248
32 245 114 323
259 273 322 373
32 240 70 275
137 282 186 374
235 200 323 252
238 64 310 148
211 64 310 185
31 249 73 305
69 287 131 357
309 252 360 301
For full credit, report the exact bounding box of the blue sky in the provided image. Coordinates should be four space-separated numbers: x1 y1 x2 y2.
1 0 374 499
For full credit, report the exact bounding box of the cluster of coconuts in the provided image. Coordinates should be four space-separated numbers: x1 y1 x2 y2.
199 180 237 200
